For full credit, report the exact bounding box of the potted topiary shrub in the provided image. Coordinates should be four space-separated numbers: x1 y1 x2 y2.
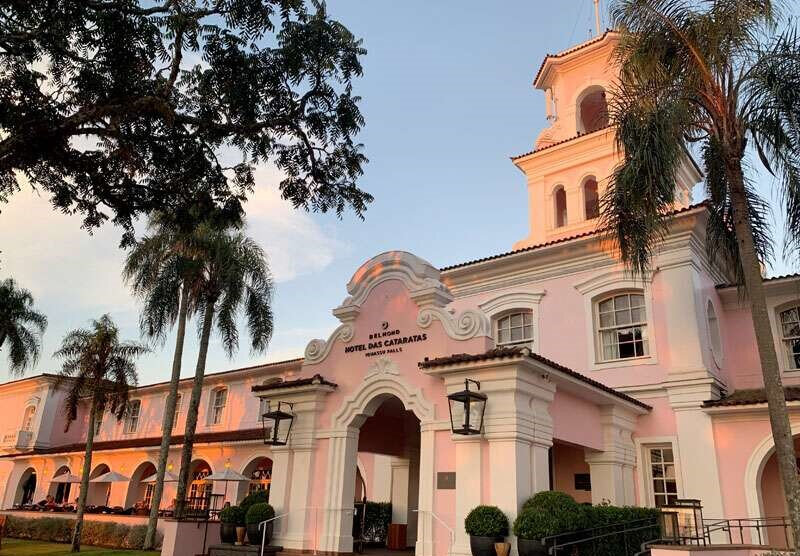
219 505 245 544
464 505 509 556
245 502 275 545
514 492 587 556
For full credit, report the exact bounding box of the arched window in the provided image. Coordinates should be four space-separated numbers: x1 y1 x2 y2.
496 311 534 348
583 177 599 220
706 301 722 365
779 305 800 369
596 292 649 361
124 400 141 433
21 405 36 432
188 461 212 509
209 388 227 425
554 186 567 228
578 86 609 133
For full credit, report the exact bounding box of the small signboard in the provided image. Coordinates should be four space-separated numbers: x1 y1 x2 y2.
437 472 456 490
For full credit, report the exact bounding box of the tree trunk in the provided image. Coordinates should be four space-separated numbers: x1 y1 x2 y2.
143 285 189 549
71 396 97 552
727 158 800 545
174 301 215 519
0 330 6 349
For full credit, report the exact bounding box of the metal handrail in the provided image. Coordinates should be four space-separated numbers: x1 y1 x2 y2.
259 512 289 556
413 508 455 556
543 516 661 555
702 516 793 548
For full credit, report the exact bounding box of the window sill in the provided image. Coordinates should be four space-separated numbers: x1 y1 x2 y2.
590 355 657 371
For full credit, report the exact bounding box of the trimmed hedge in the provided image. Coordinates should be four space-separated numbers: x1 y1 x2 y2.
220 505 246 525
513 493 586 540
239 490 269 517
4 514 163 549
245 502 275 525
464 505 509 538
362 501 392 543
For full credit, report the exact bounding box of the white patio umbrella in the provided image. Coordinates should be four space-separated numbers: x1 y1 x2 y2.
51 472 82 483
141 470 179 483
89 470 130 506
205 468 250 502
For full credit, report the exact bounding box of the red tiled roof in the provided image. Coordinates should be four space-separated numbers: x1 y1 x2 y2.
419 346 651 410
0 428 265 459
703 387 800 408
533 30 618 87
511 125 614 161
251 374 337 392
439 202 710 272
716 273 800 290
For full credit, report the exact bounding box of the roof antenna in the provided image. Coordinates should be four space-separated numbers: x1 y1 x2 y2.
593 0 601 35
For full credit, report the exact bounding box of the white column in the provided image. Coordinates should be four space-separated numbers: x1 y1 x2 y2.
269 447 292 541
453 437 482 556
668 382 725 518
406 448 420 548
320 427 359 554
415 425 436 556
530 395 554 495
372 455 393 502
390 458 410 525
282 447 315 548
585 406 636 506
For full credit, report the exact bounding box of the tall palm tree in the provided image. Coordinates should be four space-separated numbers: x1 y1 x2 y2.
55 314 148 552
0 278 47 374
604 0 800 540
123 214 203 549
172 224 275 518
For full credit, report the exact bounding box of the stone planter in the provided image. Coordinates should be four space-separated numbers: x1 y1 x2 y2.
470 535 503 556
220 522 236 544
517 538 548 556
247 521 272 545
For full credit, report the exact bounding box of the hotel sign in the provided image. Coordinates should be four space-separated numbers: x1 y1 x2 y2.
344 321 429 358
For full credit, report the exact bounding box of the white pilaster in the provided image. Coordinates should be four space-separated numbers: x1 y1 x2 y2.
390 458 410 525
320 427 359 554
415 426 436 556
453 437 482 556
585 406 636 506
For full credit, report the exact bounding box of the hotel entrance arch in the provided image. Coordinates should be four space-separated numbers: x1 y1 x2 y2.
320 369 436 556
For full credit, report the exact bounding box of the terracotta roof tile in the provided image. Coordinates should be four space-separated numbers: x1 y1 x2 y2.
511 125 614 161
439 202 710 272
533 30 617 87
1 428 266 459
419 346 651 410
703 387 800 408
251 373 337 392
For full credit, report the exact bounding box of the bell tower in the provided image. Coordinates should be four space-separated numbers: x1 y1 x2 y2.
512 31 700 250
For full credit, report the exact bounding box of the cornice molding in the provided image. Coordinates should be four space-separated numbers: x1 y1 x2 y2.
478 291 546 315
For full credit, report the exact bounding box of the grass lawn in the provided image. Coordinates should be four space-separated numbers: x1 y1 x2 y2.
2 538 160 555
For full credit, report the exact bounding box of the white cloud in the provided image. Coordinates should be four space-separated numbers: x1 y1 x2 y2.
244 166 350 282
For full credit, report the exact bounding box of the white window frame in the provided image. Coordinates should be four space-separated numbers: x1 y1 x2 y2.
495 310 535 348
208 388 227 426
124 400 141 434
595 292 650 362
164 393 182 432
21 405 36 432
94 409 103 436
574 270 658 371
777 303 800 372
634 436 684 509
479 291 545 351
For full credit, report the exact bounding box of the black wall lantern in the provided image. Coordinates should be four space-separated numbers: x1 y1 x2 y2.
262 401 295 446
447 379 487 435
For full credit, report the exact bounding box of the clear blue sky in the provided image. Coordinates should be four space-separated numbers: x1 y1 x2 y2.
1 0 796 385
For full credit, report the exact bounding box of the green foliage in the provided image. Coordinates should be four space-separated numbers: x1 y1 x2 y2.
514 492 586 540
53 314 148 428
520 491 579 515
362 502 392 543
245 502 275 525
220 505 246 525
5 515 163 549
0 0 371 240
464 505 509 538
239 489 270 517
0 277 47 375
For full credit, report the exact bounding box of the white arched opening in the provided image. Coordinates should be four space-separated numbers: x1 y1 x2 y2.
321 370 436 555
576 85 609 134
125 461 157 511
237 456 273 504
87 463 111 507
14 467 37 506
48 465 73 504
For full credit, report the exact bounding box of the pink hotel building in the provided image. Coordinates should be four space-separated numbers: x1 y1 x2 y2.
1 32 798 555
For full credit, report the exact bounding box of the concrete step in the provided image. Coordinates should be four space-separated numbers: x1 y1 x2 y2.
207 543 284 556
